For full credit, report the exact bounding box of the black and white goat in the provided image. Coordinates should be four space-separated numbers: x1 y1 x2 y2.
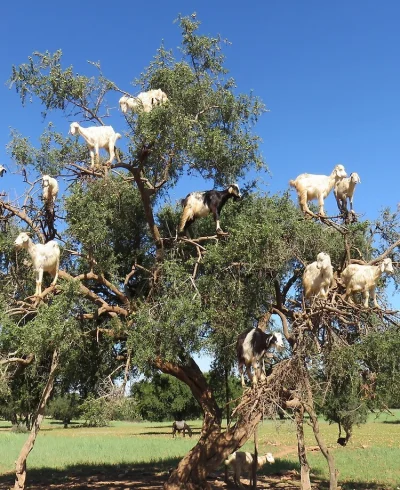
236 328 285 387
178 184 242 237
172 420 192 438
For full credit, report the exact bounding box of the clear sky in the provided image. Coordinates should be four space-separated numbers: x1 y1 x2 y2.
2 1 399 370
2 0 399 213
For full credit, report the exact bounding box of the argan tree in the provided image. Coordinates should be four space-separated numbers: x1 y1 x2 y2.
1 13 399 490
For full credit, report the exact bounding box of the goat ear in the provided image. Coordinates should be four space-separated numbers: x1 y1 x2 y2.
380 262 385 272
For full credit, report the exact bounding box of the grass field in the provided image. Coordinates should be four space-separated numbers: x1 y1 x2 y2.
1 411 400 489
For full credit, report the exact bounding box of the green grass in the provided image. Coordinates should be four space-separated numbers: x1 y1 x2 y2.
1 412 400 488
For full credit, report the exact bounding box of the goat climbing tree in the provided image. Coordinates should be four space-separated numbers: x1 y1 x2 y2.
0 13 399 490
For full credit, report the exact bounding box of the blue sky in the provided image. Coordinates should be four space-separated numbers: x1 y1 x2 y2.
1 1 399 213
2 1 399 370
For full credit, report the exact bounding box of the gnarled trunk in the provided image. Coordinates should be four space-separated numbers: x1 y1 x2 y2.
154 356 263 490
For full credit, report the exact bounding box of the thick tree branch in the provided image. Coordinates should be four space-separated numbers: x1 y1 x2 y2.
0 201 44 242
58 270 129 317
0 353 35 366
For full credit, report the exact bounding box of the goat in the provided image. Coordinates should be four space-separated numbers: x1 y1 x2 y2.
302 252 334 299
225 451 275 488
172 420 192 438
0 165 6 177
119 89 168 114
69 122 122 167
289 164 347 216
236 328 284 387
341 258 393 308
334 172 361 214
14 232 60 296
178 184 242 237
42 175 59 206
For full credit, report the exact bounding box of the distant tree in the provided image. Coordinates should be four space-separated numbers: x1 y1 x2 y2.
318 347 369 444
131 373 202 421
47 394 81 427
80 395 112 427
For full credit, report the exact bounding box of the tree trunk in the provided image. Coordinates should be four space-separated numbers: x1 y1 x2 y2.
304 374 338 490
13 349 59 490
155 356 263 490
251 426 258 490
224 364 231 425
294 407 312 490
164 409 263 490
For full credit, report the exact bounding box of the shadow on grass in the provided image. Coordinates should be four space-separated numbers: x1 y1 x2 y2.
0 457 390 490
382 419 400 424
0 459 179 490
136 430 200 436
143 425 204 430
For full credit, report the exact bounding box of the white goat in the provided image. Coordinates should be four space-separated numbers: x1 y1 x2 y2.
69 123 122 167
119 89 168 114
42 175 59 205
334 172 361 214
225 451 275 488
289 164 347 216
341 258 394 308
302 252 334 299
14 232 60 296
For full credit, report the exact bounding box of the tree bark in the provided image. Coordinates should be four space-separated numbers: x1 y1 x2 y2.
13 349 59 490
251 426 258 490
155 356 263 489
224 364 231 425
294 407 312 490
304 374 338 490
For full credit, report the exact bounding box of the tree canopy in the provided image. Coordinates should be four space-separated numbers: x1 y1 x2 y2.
1 13 399 490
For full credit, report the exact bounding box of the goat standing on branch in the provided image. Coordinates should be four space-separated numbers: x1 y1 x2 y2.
236 328 284 387
178 184 242 237
289 164 347 216
341 258 394 308
334 171 361 215
119 89 168 113
14 232 60 297
172 420 192 438
42 175 58 207
302 252 334 300
69 122 122 167
225 451 275 488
